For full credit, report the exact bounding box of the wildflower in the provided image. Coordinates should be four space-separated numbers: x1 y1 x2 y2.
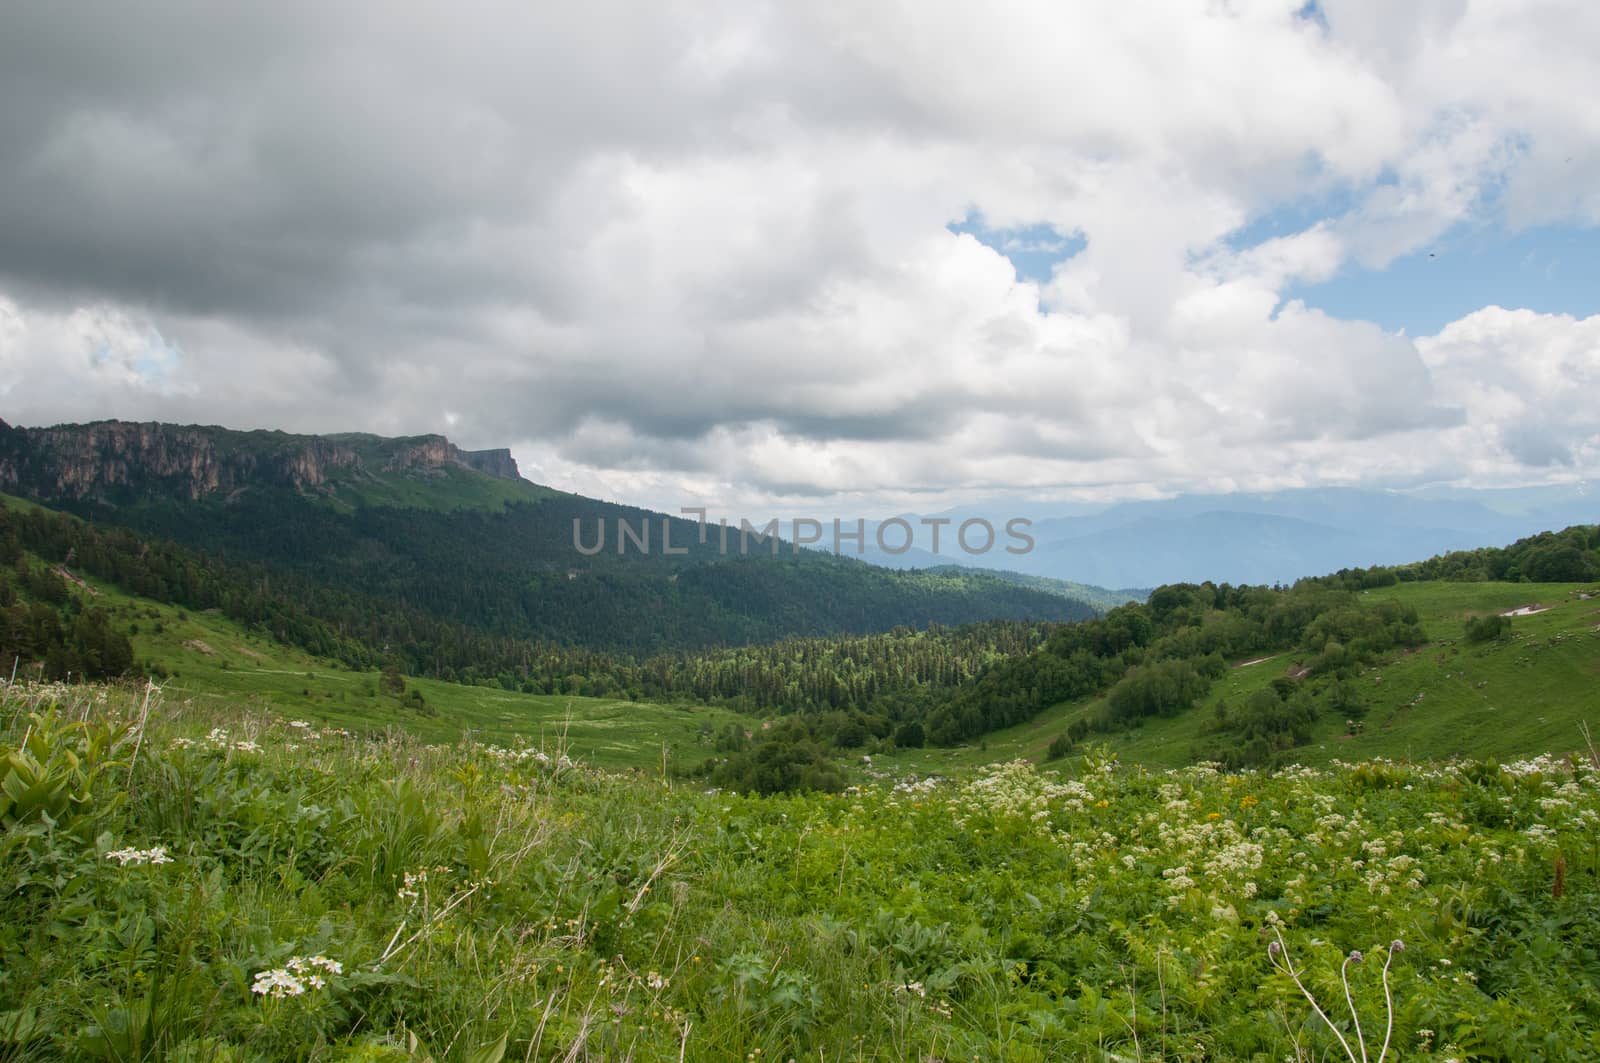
251 955 344 999
646 970 669 990
251 968 306 999
106 846 173 867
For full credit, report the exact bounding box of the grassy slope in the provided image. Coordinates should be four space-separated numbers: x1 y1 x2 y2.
316 460 565 513
884 580 1600 775
49 568 749 773
924 564 1145 612
0 492 55 515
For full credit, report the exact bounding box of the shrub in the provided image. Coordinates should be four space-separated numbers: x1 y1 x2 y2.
1464 614 1512 643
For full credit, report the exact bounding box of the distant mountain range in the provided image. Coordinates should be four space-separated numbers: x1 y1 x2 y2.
861 485 1597 587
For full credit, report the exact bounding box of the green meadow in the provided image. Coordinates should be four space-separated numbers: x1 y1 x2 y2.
3 679 1597 1059
883 581 1600 776
50 572 749 774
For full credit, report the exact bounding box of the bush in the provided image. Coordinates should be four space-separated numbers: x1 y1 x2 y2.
1105 659 1209 722
1464 614 1512 643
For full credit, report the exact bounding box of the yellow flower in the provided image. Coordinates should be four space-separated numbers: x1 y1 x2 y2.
1207 812 1222 821
1240 794 1259 810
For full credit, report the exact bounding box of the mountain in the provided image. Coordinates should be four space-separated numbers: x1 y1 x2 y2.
1028 510 1365 587
0 417 543 510
858 486 1599 587
0 419 1098 662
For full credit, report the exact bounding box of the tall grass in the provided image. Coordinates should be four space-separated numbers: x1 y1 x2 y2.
2 679 1598 1059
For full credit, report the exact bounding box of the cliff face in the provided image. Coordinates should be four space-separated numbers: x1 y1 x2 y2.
376 437 523 480
459 448 521 480
0 420 525 504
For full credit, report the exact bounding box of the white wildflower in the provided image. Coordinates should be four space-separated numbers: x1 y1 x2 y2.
106 846 173 867
252 955 344 999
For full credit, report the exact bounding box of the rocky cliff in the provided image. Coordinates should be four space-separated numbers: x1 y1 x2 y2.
0 419 525 503
459 447 521 480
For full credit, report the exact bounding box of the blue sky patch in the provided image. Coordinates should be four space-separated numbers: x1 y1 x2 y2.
948 213 1087 283
1287 222 1600 335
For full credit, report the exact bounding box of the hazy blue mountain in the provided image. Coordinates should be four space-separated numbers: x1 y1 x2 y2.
853 486 1598 588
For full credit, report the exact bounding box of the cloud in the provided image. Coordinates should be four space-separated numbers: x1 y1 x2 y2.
0 1 1597 514
1420 306 1600 472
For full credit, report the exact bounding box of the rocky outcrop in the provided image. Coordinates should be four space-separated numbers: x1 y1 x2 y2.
381 437 522 481
459 447 521 480
0 420 524 504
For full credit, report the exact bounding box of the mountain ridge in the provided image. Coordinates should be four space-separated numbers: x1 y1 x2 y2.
862 486 1598 587
0 419 1106 658
0 418 527 504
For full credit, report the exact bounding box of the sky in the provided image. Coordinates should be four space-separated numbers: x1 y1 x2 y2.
1 1 1598 518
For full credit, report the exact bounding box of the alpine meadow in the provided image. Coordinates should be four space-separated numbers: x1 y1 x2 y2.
4 3 1600 1061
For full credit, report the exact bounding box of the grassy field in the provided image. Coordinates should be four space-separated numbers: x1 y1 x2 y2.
2 680 1597 1060
42 571 749 774
315 460 567 513
882 580 1600 776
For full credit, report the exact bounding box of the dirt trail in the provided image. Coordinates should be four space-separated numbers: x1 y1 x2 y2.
53 566 100 596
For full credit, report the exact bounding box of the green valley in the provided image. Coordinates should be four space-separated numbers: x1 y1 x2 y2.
886 579 1600 775
4 420 1600 1061
9 554 748 772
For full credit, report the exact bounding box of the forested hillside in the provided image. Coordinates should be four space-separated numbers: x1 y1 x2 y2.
701 525 1600 789
0 497 1072 730
0 422 1098 656
1309 523 1600 587
929 524 1600 747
